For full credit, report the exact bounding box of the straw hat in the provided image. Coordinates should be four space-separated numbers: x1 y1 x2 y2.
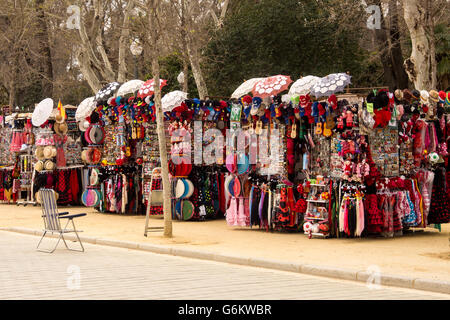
44 160 56 170
81 150 89 163
35 147 45 161
55 113 64 124
43 146 56 159
429 90 439 103
420 90 429 104
36 190 59 204
34 160 44 172
394 89 403 101
54 122 68 135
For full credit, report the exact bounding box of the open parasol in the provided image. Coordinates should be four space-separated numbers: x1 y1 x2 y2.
252 75 292 98
32 98 53 127
161 91 188 112
288 76 321 96
310 73 352 98
95 82 121 102
116 80 144 97
75 96 96 122
231 78 265 99
137 79 168 98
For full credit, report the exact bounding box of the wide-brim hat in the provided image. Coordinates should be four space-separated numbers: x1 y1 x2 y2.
35 147 45 160
35 190 58 204
81 150 88 163
420 90 429 104
78 120 90 132
182 200 194 220
403 89 413 103
43 146 56 159
44 160 56 171
89 126 105 145
429 90 439 103
411 89 421 101
394 89 403 101
55 113 64 124
54 122 68 135
35 160 44 172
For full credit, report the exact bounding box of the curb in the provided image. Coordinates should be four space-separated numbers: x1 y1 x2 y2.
1 226 449 295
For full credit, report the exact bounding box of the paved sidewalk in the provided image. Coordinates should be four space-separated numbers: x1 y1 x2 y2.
0 231 448 300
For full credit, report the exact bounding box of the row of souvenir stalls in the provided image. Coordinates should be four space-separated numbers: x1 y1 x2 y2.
70 74 449 239
0 104 84 205
1 74 449 239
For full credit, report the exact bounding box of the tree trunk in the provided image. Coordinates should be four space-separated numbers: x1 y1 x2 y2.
388 0 409 89
181 0 209 99
148 0 172 238
372 1 395 89
180 2 189 93
8 79 15 107
182 56 189 93
187 41 209 99
402 0 437 90
117 0 135 82
35 0 53 99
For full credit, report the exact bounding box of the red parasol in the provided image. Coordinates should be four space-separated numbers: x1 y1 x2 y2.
252 75 292 98
137 79 168 98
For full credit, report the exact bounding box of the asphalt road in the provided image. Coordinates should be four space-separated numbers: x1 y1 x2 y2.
0 231 448 300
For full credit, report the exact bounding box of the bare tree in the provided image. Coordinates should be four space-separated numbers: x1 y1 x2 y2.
147 0 172 238
402 0 437 90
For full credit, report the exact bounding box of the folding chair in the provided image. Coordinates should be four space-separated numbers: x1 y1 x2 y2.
36 189 87 253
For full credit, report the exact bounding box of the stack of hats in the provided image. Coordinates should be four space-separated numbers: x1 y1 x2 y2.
54 113 68 136
34 145 56 172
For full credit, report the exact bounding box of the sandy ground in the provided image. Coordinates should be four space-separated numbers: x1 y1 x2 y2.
1 204 449 282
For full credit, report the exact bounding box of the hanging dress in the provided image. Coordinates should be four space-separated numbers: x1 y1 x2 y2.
428 167 450 224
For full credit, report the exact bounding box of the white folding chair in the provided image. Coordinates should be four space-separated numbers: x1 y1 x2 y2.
37 189 86 253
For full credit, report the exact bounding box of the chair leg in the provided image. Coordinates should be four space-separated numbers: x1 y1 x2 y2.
36 231 47 250
37 231 63 253
61 219 84 252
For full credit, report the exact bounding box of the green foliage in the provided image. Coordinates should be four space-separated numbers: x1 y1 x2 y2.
435 23 450 76
203 0 378 97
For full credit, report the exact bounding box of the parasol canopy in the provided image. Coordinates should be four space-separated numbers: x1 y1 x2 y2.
231 78 265 99
310 73 352 98
288 75 321 96
161 91 188 112
95 82 121 102
116 79 144 97
138 79 168 98
252 75 292 98
32 98 53 127
75 96 96 122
